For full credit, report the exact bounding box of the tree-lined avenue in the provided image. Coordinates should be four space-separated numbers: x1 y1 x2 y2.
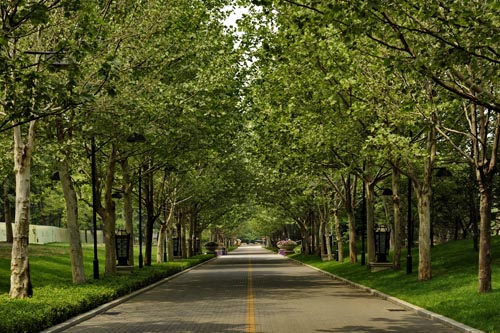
54 246 465 333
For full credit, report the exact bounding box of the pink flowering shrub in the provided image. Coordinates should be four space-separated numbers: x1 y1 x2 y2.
276 239 297 246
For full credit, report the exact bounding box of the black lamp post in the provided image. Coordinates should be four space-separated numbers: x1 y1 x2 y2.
127 133 146 268
138 166 143 268
406 131 414 275
361 180 366 266
407 175 413 274
91 137 99 279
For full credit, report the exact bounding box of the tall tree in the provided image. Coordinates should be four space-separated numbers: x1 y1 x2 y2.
330 0 500 291
1 0 87 297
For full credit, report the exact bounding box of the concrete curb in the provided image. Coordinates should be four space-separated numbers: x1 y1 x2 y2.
287 256 485 333
41 257 218 333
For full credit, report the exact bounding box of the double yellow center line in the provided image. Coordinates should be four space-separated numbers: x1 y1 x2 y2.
246 258 256 333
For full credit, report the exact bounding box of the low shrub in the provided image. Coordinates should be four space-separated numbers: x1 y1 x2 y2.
0 254 214 333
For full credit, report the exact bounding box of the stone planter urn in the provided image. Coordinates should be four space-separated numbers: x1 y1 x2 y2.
278 244 296 252
277 240 297 253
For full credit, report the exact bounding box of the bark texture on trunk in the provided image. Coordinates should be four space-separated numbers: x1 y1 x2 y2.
3 178 13 243
416 184 432 281
477 182 492 293
167 227 175 262
10 122 35 299
157 202 175 263
347 209 357 263
97 144 118 275
333 202 344 262
59 159 85 284
471 104 498 293
55 116 85 283
102 208 116 275
411 118 436 281
157 223 167 263
187 209 195 257
180 219 187 259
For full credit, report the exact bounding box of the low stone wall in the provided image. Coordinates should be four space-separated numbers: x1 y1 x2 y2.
0 222 103 244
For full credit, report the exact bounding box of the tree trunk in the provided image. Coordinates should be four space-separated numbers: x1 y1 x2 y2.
187 209 196 257
121 158 134 267
324 220 333 261
308 213 318 255
297 219 310 255
167 226 175 261
97 143 118 275
410 116 436 281
157 222 167 263
102 208 116 275
316 192 331 260
157 201 175 263
346 209 357 263
477 173 493 292
59 159 85 284
333 197 344 262
471 104 498 293
55 115 85 283
366 181 376 263
343 175 357 263
415 183 432 281
3 177 13 243
180 216 187 258
318 217 326 259
392 167 402 270
10 121 35 299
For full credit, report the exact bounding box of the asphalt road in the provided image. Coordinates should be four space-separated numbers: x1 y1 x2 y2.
46 245 476 333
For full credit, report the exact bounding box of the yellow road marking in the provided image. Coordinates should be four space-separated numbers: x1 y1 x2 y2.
246 259 256 333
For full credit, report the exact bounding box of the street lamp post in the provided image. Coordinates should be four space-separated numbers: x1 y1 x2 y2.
138 166 143 268
91 137 99 279
406 131 414 275
127 133 146 269
361 180 366 266
407 175 413 274
127 133 146 268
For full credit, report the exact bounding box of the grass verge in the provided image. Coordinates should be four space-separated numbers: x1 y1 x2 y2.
0 242 214 333
289 237 500 333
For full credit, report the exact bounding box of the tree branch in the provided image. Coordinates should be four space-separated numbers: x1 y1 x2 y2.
280 0 324 15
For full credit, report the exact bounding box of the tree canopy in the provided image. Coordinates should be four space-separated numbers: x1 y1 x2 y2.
1 0 499 297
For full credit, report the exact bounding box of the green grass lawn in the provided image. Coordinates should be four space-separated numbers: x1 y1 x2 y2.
0 242 214 333
290 236 500 333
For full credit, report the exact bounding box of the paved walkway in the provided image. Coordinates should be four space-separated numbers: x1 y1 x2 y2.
44 245 480 333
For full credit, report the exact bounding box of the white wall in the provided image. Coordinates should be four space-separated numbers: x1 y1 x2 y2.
0 222 104 244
